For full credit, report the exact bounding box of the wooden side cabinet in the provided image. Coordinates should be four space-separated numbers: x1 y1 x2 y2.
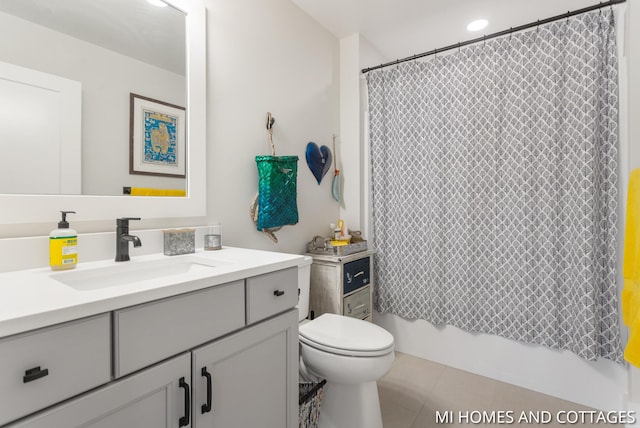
306 250 375 322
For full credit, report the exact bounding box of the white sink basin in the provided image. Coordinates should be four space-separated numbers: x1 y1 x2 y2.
51 256 218 291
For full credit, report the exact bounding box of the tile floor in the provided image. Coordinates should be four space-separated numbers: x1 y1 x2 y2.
377 352 599 428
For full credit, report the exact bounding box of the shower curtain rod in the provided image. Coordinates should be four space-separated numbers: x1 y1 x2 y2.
361 0 626 74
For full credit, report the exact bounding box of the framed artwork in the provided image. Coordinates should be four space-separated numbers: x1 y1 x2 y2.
129 93 186 178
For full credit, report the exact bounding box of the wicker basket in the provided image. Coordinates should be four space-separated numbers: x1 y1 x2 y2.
307 238 368 257
299 380 326 428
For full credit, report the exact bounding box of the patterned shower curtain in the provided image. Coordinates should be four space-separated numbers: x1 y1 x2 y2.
367 9 622 362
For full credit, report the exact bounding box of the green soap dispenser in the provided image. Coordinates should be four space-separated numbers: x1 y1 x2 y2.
50 211 77 270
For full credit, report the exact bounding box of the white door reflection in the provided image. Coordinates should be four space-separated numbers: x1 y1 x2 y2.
0 61 81 195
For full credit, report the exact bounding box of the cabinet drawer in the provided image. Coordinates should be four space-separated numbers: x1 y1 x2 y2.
343 257 370 294
7 353 191 428
343 286 371 320
114 281 244 377
0 314 111 426
246 267 298 324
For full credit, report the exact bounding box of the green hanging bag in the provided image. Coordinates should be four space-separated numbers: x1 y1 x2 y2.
255 155 299 231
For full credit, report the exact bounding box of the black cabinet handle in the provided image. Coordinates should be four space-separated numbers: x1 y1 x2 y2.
23 366 49 383
179 377 190 427
273 290 285 297
201 367 212 414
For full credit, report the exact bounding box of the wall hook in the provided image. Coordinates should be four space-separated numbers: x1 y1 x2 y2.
266 112 275 131
265 112 276 155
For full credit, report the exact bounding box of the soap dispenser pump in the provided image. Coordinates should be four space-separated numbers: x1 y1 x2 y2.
50 210 78 270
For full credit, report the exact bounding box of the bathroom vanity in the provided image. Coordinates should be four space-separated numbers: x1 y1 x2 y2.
0 248 303 428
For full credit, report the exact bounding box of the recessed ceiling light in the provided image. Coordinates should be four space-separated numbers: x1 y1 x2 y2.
147 0 168 7
467 19 489 32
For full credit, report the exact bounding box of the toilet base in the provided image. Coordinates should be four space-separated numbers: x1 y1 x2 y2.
318 381 383 428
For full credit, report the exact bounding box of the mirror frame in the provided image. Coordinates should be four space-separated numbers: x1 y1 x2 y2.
0 0 206 225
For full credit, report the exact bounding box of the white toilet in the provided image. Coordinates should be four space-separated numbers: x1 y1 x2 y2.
297 257 395 428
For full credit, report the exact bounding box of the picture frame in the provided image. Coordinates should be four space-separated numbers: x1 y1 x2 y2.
129 93 186 178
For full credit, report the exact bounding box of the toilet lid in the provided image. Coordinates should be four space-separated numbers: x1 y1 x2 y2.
299 313 394 357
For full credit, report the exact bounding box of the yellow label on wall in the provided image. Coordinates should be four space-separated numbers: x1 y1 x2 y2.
50 236 78 266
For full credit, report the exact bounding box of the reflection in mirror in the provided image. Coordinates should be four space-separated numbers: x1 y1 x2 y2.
0 0 186 196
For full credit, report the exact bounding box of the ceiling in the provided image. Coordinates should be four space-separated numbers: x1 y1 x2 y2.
1 1 613 75
0 0 185 75
291 0 607 69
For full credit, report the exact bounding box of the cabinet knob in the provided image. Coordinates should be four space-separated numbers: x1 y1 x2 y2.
273 290 285 297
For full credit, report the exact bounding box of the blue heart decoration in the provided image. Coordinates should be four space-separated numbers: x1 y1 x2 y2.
305 142 332 185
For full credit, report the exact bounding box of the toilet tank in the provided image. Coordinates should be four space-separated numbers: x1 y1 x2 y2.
296 256 313 322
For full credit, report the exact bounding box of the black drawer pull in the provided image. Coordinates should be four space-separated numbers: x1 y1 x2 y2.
23 366 49 383
179 377 190 427
273 290 285 297
201 367 212 414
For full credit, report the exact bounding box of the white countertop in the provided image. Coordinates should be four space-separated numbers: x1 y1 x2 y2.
0 247 306 338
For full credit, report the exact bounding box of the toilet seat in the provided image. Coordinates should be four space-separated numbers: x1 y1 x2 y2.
299 313 394 357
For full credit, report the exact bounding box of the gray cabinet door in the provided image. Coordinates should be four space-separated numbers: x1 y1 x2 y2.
192 309 298 428
9 353 192 428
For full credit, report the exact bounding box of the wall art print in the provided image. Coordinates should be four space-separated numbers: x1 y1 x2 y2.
129 93 186 178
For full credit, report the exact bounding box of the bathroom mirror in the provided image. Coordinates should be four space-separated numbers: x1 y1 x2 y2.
0 0 187 196
0 0 206 224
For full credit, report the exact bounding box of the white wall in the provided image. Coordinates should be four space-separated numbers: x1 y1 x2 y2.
625 0 640 412
0 1 340 246
338 35 362 232
629 0 640 171
204 0 340 255
347 4 637 411
0 11 186 196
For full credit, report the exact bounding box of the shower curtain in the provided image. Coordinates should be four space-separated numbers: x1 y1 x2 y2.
367 9 622 362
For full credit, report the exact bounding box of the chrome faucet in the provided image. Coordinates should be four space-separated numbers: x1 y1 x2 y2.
115 217 142 262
